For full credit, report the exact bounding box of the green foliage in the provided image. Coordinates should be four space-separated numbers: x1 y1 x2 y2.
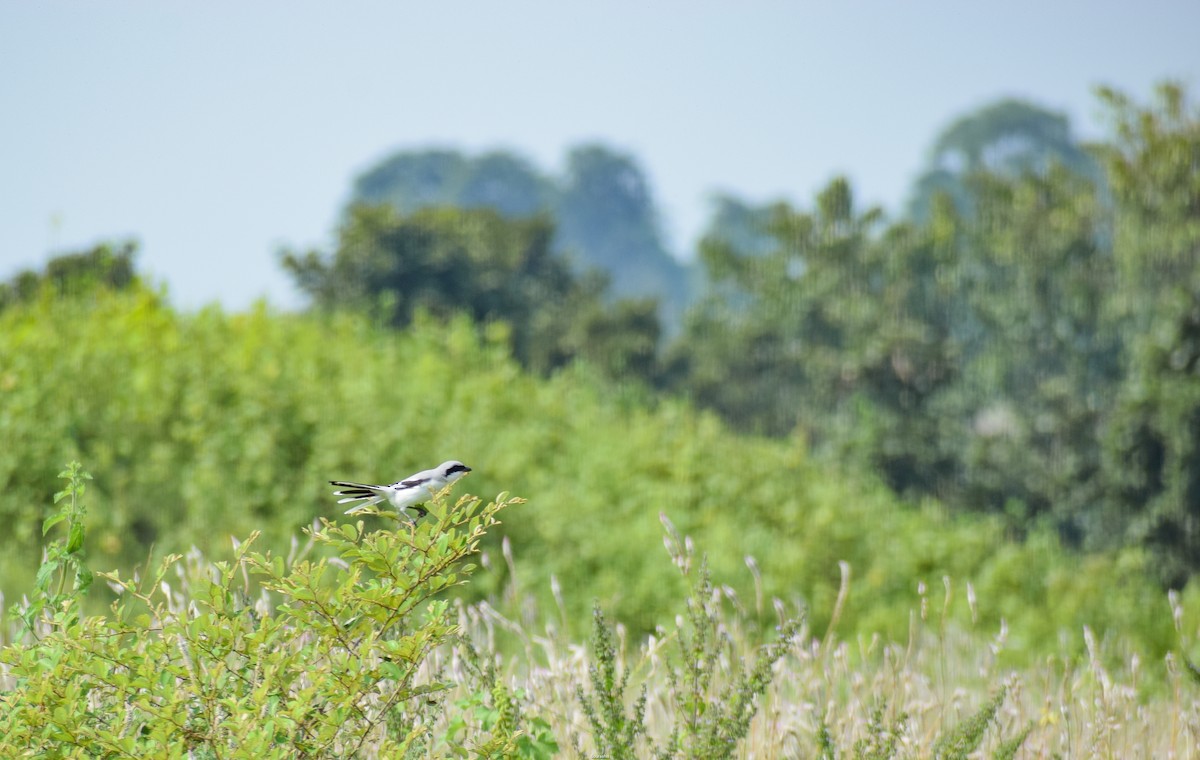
446 680 559 759
346 143 691 327
653 521 805 760
290 80 1200 598
5 463 1174 757
949 165 1120 530
0 466 527 756
445 632 560 758
851 705 906 759
931 688 1007 759
555 143 690 326
813 690 1029 760
812 691 1030 760
0 286 1189 663
0 240 138 310
576 602 650 759
673 176 965 492
1093 82 1200 586
353 148 550 219
10 463 95 638
282 204 570 335
281 203 662 380
672 82 1200 589
576 527 804 760
906 97 1102 221
992 723 1035 760
817 717 838 759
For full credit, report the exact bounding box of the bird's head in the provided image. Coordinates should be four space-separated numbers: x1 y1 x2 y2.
440 460 472 482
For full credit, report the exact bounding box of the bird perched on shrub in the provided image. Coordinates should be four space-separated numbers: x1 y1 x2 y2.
330 460 472 519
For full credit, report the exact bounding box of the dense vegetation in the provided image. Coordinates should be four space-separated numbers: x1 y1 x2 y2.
0 283 1193 664
1 465 1195 756
346 143 691 326
670 85 1200 591
281 206 661 379
298 83 1200 590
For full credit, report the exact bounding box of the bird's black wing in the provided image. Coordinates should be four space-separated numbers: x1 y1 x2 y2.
392 475 434 490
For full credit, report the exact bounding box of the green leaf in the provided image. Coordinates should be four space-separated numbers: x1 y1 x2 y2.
74 565 94 593
42 512 67 536
66 521 85 553
34 559 60 591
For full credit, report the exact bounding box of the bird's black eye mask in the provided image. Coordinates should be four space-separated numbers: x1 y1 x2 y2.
447 464 472 476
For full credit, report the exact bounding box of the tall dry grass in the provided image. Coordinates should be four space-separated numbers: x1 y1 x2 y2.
415 536 1199 759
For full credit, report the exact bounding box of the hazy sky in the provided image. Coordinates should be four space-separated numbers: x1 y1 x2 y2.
2 2 1196 309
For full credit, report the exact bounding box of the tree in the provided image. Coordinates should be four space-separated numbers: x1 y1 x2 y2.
350 148 549 219
668 176 965 484
555 144 690 327
281 204 662 380
347 144 694 329
1095 83 1200 586
948 167 1119 533
0 240 139 310
457 151 550 217
907 99 1102 221
671 84 1200 584
351 149 469 211
1104 290 1200 588
673 170 1116 514
701 193 778 259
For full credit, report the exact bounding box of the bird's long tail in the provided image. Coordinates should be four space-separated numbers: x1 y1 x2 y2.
330 480 386 513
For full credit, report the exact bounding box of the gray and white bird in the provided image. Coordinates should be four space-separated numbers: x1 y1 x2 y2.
330 460 472 518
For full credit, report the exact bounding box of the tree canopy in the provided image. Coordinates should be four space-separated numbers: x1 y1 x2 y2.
345 142 691 329
281 204 660 379
670 84 1200 586
0 240 139 310
906 98 1103 221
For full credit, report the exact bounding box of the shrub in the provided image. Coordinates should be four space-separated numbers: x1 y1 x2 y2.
0 462 527 756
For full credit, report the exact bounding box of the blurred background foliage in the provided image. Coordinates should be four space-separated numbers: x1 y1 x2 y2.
1 82 1198 663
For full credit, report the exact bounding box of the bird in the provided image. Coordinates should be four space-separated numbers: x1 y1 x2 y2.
330 460 472 519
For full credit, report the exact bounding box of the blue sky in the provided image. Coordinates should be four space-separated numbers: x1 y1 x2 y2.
2 2 1196 308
